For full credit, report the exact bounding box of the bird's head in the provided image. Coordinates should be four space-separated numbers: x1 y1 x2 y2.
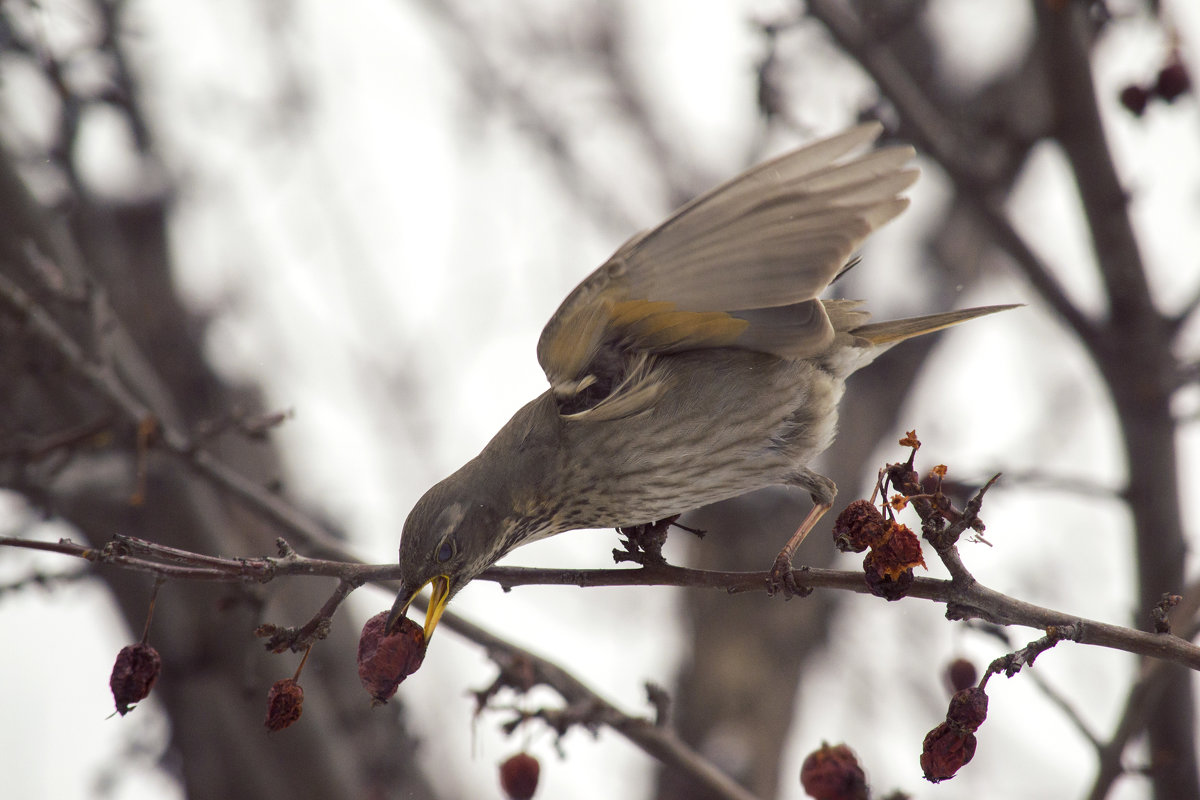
385 475 508 642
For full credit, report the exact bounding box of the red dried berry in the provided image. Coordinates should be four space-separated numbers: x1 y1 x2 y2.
889 466 921 493
357 611 427 704
871 522 926 579
1155 61 1191 103
920 721 977 782
832 500 888 553
1119 84 1150 116
264 678 304 732
499 752 541 800
110 642 162 716
946 687 989 732
863 550 914 601
799 742 868 800
944 658 978 693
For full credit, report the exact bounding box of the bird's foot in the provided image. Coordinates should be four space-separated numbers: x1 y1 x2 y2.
613 516 679 567
767 556 812 599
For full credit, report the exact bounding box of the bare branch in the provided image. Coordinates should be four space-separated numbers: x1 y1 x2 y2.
448 608 765 800
5 529 1199 670
0 270 348 560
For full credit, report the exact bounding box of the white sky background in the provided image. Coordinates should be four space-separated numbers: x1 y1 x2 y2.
3 0 1200 798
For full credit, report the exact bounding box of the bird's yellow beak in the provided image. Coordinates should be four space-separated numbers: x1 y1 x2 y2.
386 575 451 641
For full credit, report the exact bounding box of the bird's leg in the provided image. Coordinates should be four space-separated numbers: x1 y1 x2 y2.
613 515 680 566
769 470 837 597
767 502 830 597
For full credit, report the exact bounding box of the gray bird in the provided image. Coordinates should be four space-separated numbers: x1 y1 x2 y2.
387 122 1014 641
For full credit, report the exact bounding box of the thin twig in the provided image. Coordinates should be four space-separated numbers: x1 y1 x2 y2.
446 612 763 800
0 271 349 561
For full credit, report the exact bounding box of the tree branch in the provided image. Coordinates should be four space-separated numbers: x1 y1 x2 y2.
4 531 1198 670
0 270 348 561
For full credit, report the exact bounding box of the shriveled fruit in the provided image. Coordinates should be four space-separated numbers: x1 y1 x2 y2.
947 687 988 731
871 521 926 578
499 752 540 800
110 642 161 716
832 500 887 553
799 742 868 800
264 678 304 731
1155 61 1191 103
863 550 915 601
357 611 426 703
1119 84 1151 116
944 658 978 693
921 721 976 782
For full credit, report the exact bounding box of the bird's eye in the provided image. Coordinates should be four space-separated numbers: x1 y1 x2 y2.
435 537 456 564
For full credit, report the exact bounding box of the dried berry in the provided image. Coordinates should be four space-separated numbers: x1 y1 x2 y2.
799 742 868 800
886 462 922 496
1118 84 1150 116
1155 61 1191 103
944 658 978 693
499 752 541 799
832 499 887 553
110 642 162 716
357 611 427 704
871 522 926 579
920 721 976 782
863 550 914 601
264 678 304 731
946 687 989 732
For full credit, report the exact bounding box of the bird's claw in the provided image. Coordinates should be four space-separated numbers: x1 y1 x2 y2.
613 517 675 567
767 557 812 599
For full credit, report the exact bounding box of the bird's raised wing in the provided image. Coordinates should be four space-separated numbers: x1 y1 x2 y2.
537 122 917 421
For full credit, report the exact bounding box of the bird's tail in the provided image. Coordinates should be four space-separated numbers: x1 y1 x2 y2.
850 304 1020 346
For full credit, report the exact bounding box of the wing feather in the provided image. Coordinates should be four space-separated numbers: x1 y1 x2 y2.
537 123 916 420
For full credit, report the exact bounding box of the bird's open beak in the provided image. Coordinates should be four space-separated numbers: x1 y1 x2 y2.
385 575 451 641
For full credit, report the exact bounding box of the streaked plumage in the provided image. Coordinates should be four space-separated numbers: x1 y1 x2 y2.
388 123 1015 640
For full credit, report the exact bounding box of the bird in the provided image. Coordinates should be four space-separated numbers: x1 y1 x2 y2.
386 122 1015 642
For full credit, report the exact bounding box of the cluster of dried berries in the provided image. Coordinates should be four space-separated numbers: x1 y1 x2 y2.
110 642 162 716
264 678 305 732
832 499 926 601
499 752 541 799
921 686 989 782
357 611 427 703
799 742 868 800
1119 52 1191 116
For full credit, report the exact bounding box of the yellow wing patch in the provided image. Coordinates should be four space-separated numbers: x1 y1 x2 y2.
609 299 749 352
